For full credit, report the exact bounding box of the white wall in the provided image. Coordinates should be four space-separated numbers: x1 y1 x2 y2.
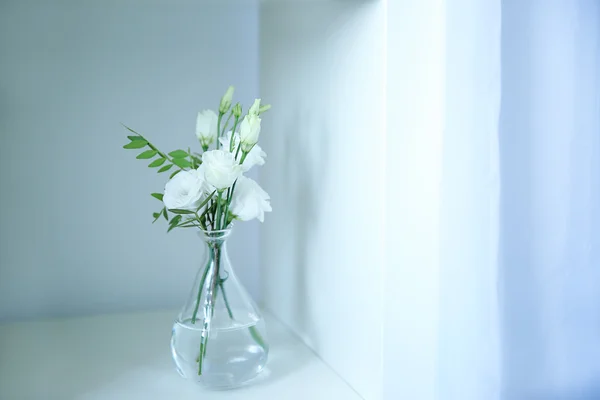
0 0 260 321
382 0 445 398
260 2 385 399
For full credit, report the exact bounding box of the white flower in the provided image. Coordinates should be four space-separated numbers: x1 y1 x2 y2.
163 168 206 211
202 150 243 190
239 114 261 152
230 176 272 223
219 131 266 172
219 86 235 114
195 110 218 148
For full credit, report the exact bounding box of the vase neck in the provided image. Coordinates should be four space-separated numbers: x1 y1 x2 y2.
199 228 232 248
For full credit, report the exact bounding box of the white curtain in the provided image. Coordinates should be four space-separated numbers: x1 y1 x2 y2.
498 1 600 398
385 0 600 399
441 0 600 398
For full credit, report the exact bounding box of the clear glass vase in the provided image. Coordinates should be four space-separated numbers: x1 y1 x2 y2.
170 228 269 389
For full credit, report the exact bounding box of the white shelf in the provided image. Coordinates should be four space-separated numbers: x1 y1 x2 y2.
0 310 361 400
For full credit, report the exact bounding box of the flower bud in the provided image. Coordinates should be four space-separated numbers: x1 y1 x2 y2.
248 99 261 116
196 110 218 148
258 104 271 114
239 114 261 152
232 103 242 118
219 86 235 114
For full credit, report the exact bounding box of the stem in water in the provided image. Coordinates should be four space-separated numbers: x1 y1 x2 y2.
198 243 221 375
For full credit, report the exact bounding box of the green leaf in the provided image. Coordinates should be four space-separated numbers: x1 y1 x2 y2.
148 158 166 167
169 169 181 179
196 191 216 212
136 150 157 159
167 215 183 232
169 150 189 158
158 164 173 173
127 135 145 141
192 155 202 165
169 215 182 225
123 140 147 149
162 207 168 221
151 193 163 201
152 212 161 223
172 158 192 168
168 208 195 215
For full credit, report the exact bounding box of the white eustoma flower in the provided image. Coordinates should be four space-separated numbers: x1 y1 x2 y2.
195 110 218 148
219 131 266 172
230 176 272 223
202 150 243 191
239 114 261 152
163 168 206 211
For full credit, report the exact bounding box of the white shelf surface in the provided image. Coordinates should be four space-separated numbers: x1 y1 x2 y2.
0 310 361 400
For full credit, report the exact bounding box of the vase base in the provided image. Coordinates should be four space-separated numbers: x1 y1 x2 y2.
190 363 267 390
171 318 269 389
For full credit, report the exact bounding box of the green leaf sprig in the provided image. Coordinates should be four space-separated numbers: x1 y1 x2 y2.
122 124 196 180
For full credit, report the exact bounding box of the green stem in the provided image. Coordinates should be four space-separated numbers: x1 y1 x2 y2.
191 262 211 324
188 147 195 169
215 191 223 229
249 326 268 350
234 142 242 160
212 200 218 229
221 187 231 230
204 200 213 229
227 180 237 204
221 112 233 138
218 279 234 319
198 341 206 372
198 244 221 375
216 113 223 150
229 117 240 152
217 277 267 352
206 203 214 229
220 208 229 230
221 179 238 229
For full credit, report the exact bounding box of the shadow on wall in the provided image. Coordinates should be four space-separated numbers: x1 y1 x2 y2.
281 105 330 353
498 0 545 396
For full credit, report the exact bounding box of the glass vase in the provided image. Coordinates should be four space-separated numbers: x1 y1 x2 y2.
170 228 269 389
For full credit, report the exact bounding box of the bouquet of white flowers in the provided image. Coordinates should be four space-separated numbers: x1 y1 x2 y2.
123 86 271 232
123 87 271 381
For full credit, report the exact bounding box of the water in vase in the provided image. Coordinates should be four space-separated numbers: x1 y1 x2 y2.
171 314 268 388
